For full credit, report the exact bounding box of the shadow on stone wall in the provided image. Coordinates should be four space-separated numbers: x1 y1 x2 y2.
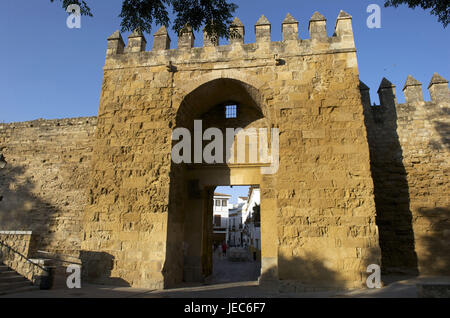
159 253 349 295
275 253 346 289
418 105 450 275
79 251 130 287
274 245 382 290
163 166 187 288
0 164 59 254
430 106 450 151
414 207 450 275
362 85 419 275
433 121 450 150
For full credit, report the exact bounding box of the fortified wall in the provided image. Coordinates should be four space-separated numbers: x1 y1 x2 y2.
81 10 381 290
0 10 448 291
0 118 96 256
361 74 450 275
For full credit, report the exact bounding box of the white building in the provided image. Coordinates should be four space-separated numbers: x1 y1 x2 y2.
227 196 247 247
212 193 231 246
242 187 261 259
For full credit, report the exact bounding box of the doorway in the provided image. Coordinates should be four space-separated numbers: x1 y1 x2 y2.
162 77 278 288
209 185 261 284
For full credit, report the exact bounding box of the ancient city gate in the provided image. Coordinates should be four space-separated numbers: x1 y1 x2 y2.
81 11 381 290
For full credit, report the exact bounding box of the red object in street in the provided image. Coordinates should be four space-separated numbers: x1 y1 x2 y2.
222 242 227 254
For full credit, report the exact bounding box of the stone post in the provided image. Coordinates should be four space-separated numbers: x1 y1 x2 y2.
178 24 195 49
403 75 424 104
106 30 125 56
282 13 299 41
127 29 147 53
309 11 327 41
428 73 450 103
153 26 171 51
203 28 219 47
334 10 354 47
359 81 371 109
229 17 245 45
255 15 271 42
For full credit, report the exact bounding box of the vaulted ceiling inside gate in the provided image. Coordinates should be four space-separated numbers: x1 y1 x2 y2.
176 78 265 127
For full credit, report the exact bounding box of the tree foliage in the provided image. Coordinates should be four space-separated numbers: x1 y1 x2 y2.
384 0 450 27
52 0 449 39
52 0 238 38
252 204 260 227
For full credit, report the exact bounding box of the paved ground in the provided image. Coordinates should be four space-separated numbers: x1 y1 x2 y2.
208 248 261 284
1 253 449 298
2 276 449 298
2 276 450 298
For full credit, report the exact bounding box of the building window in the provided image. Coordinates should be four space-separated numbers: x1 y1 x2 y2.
222 199 227 206
225 104 237 119
215 200 220 206
214 215 221 227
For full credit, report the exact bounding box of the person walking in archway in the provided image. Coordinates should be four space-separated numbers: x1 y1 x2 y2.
221 241 228 259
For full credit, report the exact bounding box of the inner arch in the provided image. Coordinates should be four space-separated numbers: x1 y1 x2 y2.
164 77 271 287
175 78 267 128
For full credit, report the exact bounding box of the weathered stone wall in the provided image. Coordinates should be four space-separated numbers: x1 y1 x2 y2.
361 74 450 275
82 10 381 290
0 117 97 257
0 231 47 282
0 231 32 257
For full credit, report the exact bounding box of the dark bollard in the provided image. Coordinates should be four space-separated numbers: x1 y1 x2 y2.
39 267 55 290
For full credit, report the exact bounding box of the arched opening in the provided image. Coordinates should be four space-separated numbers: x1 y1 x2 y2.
163 78 273 287
175 78 267 128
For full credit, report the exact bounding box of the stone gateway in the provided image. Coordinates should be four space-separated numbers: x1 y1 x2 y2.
0 10 448 292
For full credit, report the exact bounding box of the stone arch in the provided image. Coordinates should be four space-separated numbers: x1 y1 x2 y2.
177 70 267 99
174 72 271 125
163 75 277 288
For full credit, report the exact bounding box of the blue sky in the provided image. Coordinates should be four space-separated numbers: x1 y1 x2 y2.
0 0 449 123
216 186 250 205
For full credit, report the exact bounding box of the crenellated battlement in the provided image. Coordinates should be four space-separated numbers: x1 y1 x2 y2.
360 73 450 125
104 10 356 67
